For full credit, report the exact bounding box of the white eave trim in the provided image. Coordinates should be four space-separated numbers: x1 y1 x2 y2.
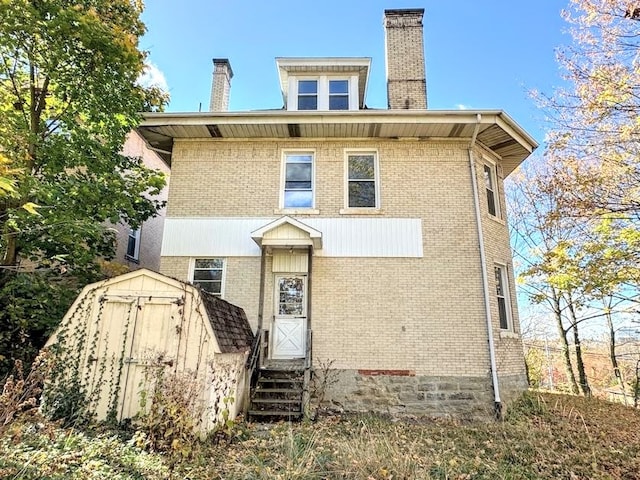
141 109 532 140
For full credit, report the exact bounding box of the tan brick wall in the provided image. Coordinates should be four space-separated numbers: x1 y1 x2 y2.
111 131 169 272
384 9 427 109
474 149 527 377
210 59 233 112
160 255 262 330
160 138 525 383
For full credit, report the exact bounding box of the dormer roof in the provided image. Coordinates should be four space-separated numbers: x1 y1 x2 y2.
276 57 371 109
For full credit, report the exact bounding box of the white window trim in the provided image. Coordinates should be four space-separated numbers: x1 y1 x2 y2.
125 228 141 261
279 149 316 212
188 257 226 297
287 75 359 111
340 149 380 213
483 159 501 219
495 263 514 332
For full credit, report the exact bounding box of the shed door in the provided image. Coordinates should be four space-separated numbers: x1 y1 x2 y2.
84 296 138 421
87 295 182 422
118 296 182 421
271 275 306 359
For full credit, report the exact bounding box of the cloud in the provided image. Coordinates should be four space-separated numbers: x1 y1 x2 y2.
138 61 169 92
455 104 470 110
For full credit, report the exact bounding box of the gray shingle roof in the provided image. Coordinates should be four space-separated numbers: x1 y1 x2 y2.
200 291 254 353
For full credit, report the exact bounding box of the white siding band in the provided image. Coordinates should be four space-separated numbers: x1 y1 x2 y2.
161 217 423 258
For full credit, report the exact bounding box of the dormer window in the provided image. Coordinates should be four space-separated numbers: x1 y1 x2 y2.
277 58 371 111
292 77 354 111
329 80 349 110
298 80 318 110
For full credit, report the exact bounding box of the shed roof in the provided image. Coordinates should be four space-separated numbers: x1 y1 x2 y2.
200 291 254 353
50 269 254 354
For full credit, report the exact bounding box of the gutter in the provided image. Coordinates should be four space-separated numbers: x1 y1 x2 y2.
468 113 502 419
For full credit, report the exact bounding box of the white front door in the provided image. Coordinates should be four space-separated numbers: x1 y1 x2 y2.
271 275 307 359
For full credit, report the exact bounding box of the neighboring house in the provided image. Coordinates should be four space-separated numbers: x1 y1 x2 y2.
109 130 170 272
137 9 537 419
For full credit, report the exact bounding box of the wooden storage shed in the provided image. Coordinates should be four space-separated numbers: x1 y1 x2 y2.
45 269 253 431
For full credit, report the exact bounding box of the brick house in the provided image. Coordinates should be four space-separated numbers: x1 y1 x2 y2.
138 9 537 419
108 130 169 273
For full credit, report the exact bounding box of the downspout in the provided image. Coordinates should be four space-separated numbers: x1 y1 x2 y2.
468 113 502 418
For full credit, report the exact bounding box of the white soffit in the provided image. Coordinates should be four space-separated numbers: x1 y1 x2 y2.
161 217 423 258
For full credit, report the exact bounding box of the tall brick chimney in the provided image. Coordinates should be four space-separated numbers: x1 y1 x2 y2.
209 58 233 111
383 9 427 110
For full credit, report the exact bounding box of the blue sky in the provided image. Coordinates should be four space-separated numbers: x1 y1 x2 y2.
141 1 570 145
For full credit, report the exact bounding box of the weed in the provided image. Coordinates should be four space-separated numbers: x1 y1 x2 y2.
0 353 51 434
309 358 339 416
135 357 205 460
504 390 548 421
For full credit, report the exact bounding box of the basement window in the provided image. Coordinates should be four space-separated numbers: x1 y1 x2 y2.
192 258 225 296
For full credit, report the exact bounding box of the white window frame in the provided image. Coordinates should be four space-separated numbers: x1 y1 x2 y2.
494 263 513 331
483 160 500 218
125 228 140 262
189 258 226 297
279 150 316 212
328 79 350 111
288 75 359 111
296 79 318 110
342 149 380 211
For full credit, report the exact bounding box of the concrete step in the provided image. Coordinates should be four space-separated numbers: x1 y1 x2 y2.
254 387 302 394
252 397 301 405
248 409 303 418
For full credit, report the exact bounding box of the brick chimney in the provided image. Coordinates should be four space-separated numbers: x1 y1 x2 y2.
209 58 233 111
383 9 427 109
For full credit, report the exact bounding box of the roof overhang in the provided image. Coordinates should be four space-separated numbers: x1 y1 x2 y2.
276 57 371 109
251 216 322 250
137 109 538 176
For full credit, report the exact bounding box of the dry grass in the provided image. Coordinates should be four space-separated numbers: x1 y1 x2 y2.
2 391 640 479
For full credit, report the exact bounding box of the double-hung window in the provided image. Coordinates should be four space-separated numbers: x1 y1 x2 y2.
346 152 378 208
126 228 140 261
192 258 225 296
297 80 318 110
329 80 349 110
483 163 499 217
283 152 314 209
293 77 354 110
494 265 512 330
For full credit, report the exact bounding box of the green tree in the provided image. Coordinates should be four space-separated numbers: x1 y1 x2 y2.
0 0 166 375
537 0 640 217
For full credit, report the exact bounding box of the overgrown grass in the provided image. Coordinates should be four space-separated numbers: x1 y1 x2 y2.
2 391 640 479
